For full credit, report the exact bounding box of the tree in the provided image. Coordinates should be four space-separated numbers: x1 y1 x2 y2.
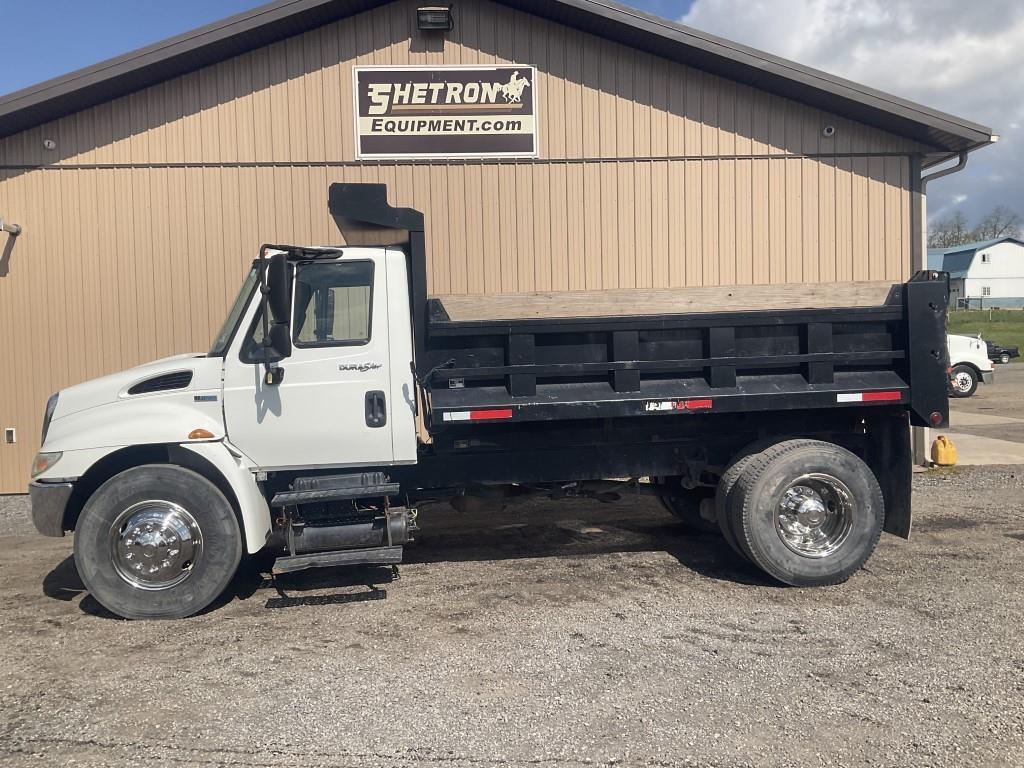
928 210 971 248
971 205 1022 241
927 206 1023 249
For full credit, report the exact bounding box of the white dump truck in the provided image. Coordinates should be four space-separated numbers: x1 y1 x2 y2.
29 184 951 619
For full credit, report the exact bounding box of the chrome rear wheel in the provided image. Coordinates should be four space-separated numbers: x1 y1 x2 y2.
731 440 883 587
775 474 854 558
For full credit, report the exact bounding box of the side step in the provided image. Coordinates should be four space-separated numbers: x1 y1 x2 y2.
272 545 404 575
271 471 400 507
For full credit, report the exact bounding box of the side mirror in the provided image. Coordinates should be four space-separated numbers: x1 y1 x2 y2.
268 323 292 359
267 252 291 323
257 247 293 376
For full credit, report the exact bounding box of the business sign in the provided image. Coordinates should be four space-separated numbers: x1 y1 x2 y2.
353 65 538 159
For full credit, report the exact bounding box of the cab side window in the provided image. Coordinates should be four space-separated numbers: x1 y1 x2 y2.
293 261 374 347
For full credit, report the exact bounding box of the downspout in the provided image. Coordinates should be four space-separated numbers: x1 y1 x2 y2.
0 216 21 237
921 151 969 192
912 145 986 466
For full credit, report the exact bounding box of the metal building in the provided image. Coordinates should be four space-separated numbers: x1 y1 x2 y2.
0 0 993 492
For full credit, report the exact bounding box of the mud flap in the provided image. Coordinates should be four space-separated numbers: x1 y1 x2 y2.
865 411 913 539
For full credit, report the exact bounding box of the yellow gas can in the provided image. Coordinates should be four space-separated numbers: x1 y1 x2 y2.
931 435 957 466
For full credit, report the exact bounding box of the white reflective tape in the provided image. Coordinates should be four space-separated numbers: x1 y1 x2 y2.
442 411 471 422
837 393 863 403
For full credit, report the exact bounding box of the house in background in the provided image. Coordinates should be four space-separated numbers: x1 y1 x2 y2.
928 237 1024 308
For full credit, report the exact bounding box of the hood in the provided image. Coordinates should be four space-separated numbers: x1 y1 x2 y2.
52 353 218 421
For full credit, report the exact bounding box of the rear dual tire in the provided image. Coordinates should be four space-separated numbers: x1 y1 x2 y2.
716 440 884 586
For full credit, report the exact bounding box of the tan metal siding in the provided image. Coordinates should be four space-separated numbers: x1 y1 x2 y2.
0 0 919 491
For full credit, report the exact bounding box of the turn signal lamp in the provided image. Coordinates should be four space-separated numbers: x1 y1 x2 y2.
31 451 63 478
188 428 215 440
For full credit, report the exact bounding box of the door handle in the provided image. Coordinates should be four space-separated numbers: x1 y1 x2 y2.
365 390 387 428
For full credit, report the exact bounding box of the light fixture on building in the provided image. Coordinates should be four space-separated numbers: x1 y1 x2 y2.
0 216 21 237
821 124 836 138
417 5 453 31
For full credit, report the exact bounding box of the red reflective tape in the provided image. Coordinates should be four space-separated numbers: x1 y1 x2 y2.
469 408 513 420
684 399 713 410
862 391 901 402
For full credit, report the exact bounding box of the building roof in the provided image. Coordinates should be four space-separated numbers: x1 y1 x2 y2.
0 0 995 152
927 236 1024 277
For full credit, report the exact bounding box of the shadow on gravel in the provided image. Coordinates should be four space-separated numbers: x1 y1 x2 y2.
40 504 775 617
42 556 85 602
914 515 981 532
266 564 396 609
41 552 272 620
42 557 120 618
404 505 776 587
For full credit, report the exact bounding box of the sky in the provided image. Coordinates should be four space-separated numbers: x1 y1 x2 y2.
0 0 1015 226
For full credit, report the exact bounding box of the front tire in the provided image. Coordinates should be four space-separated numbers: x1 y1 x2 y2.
950 364 978 397
1000 352 1011 365
732 440 883 587
73 465 242 619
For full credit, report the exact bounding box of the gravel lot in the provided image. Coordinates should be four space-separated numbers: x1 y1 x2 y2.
1 464 1023 768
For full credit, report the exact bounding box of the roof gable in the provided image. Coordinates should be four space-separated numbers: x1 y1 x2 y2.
0 0 994 152
927 237 1024 276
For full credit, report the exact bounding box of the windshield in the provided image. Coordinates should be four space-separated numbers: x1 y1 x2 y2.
208 267 260 356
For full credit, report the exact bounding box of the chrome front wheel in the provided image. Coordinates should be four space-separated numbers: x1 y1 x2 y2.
74 465 241 619
109 500 203 590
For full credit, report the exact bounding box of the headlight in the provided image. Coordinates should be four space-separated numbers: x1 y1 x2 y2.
41 392 58 445
31 452 63 479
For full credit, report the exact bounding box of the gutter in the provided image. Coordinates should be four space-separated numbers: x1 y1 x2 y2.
921 136 999 191
921 151 968 192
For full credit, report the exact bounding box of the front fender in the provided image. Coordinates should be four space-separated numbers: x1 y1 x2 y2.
178 442 272 554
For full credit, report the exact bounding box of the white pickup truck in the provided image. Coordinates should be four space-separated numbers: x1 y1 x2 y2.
947 334 995 397
28 184 952 619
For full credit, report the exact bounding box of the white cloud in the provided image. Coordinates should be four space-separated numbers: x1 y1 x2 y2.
681 0 1024 224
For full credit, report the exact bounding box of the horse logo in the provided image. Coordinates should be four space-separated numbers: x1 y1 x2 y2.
500 70 531 103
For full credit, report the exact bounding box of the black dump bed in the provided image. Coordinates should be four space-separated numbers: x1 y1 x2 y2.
325 182 949 434
423 274 949 431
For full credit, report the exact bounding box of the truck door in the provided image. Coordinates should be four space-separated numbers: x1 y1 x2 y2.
223 253 404 470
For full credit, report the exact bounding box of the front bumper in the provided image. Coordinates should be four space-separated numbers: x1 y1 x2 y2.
982 370 995 385
29 481 74 537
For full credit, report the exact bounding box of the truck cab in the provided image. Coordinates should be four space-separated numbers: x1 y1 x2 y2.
30 184 952 619
220 248 418 470
947 333 995 398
